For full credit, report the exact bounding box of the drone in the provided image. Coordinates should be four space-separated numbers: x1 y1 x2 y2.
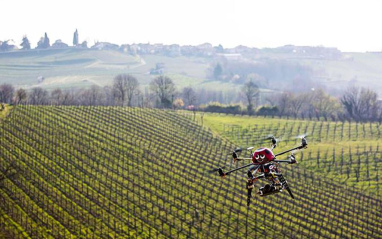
214 135 308 206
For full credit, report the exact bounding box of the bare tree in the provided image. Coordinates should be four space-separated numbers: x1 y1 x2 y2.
51 88 63 105
14 88 27 105
76 85 104 106
113 74 139 106
125 75 139 106
341 86 358 120
289 93 307 117
28 87 48 105
61 91 76 105
103 86 116 106
358 88 379 121
150 75 176 108
242 80 259 114
341 86 380 121
0 84 15 104
276 92 292 116
310 88 341 119
113 75 127 105
182 87 197 106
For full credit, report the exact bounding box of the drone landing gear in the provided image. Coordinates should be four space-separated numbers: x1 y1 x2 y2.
278 174 295 199
258 184 281 197
246 179 255 206
253 174 295 199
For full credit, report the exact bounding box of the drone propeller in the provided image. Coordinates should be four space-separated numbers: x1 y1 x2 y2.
264 134 276 140
226 148 242 155
207 166 226 173
263 134 282 150
288 136 308 157
294 133 309 139
264 135 282 143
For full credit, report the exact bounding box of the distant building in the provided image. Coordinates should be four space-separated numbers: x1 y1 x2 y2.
196 43 213 56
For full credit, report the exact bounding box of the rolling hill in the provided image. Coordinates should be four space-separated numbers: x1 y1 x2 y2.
0 48 213 91
2 47 382 96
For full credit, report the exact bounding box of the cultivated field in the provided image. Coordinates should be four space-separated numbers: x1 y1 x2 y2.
0 106 381 238
201 113 382 196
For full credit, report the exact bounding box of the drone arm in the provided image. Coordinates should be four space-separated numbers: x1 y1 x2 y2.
274 144 307 157
219 163 253 177
234 157 252 162
274 155 297 164
273 160 292 163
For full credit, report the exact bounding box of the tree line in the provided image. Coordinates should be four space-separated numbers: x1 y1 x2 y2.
0 75 381 122
1 29 86 51
0 75 194 108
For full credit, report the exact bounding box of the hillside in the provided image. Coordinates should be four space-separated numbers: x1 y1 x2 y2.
2 48 382 95
0 48 212 90
0 106 381 238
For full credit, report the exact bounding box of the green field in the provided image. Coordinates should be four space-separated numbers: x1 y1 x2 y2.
1 106 381 238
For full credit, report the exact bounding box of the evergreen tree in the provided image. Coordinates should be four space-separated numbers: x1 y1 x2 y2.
36 37 45 49
0 41 10 51
36 33 51 49
80 41 88 48
20 35 31 50
43 32 50 48
73 29 79 46
213 63 223 80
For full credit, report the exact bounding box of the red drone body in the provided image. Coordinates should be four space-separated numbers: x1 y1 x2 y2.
216 136 308 205
252 148 275 165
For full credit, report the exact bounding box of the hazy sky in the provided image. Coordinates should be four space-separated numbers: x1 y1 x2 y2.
1 0 382 52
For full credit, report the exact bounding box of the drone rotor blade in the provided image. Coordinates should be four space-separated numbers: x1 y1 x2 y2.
263 135 282 144
294 133 309 139
207 166 226 173
264 134 275 140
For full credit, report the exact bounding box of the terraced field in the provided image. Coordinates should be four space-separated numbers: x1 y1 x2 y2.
0 106 381 238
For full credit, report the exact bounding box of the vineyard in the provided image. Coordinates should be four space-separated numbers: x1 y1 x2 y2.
0 106 381 238
201 114 382 197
